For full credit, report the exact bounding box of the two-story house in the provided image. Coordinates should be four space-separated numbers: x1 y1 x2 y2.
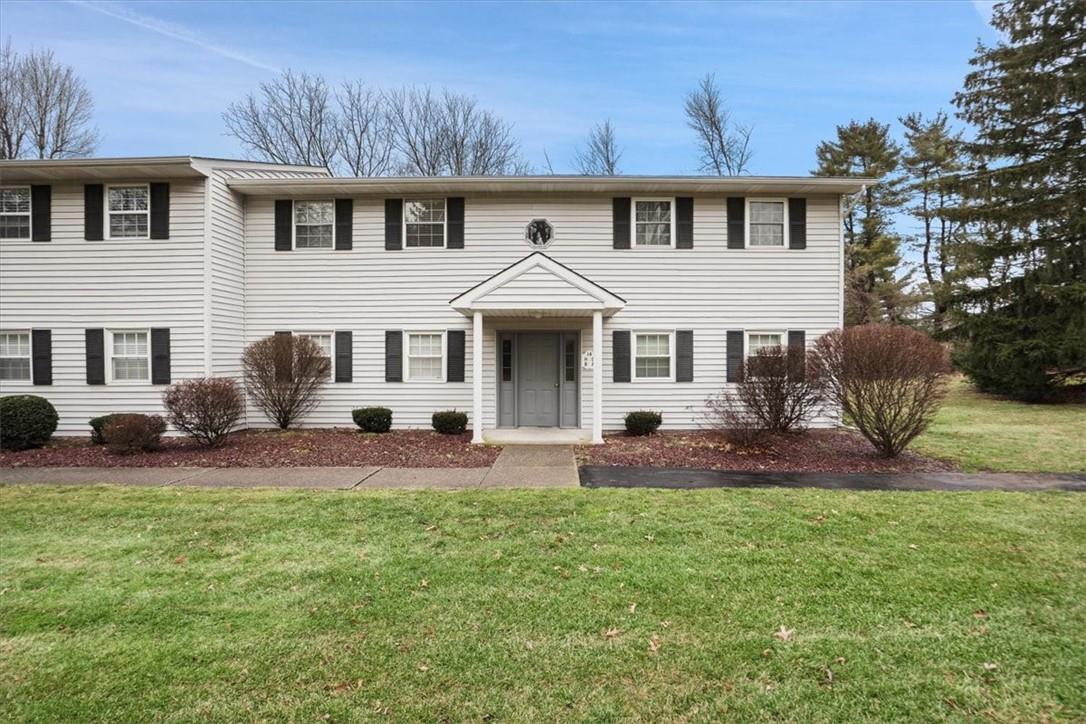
0 156 869 443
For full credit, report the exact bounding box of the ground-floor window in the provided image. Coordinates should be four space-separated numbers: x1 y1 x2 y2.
0 330 31 380
634 332 672 379
407 332 444 381
296 332 333 377
110 330 150 382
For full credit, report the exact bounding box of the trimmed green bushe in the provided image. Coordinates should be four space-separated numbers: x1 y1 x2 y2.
352 406 392 433
0 395 58 451
432 410 468 435
624 410 662 436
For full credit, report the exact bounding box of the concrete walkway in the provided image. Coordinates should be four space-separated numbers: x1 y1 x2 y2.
0 445 581 490
579 466 1086 492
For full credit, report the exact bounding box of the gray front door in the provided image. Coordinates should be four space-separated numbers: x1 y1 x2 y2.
517 333 559 427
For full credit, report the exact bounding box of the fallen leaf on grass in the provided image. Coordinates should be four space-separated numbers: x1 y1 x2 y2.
774 626 794 642
604 627 621 640
648 634 661 654
973 609 988 618
982 662 998 672
628 602 637 614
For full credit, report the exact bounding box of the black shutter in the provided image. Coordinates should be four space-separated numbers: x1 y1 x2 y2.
789 198 807 249
612 330 631 383
726 330 744 383
150 328 171 384
335 330 353 382
612 197 631 249
31 329 52 385
446 197 464 249
446 330 465 382
385 331 403 382
676 330 693 382
274 200 292 251
85 329 105 385
334 198 353 250
149 182 170 239
788 330 806 380
31 185 51 241
676 197 693 249
84 184 103 241
385 199 403 250
274 331 292 381
726 197 745 249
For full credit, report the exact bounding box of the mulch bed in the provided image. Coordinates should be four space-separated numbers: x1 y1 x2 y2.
0 429 500 468
577 429 955 473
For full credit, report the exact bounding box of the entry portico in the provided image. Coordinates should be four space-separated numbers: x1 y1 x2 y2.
450 252 626 444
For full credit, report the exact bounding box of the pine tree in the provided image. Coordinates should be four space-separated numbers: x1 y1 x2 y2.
949 0 1085 401
814 119 913 325
900 112 966 332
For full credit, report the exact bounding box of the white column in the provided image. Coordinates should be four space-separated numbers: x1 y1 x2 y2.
592 310 603 444
472 311 484 444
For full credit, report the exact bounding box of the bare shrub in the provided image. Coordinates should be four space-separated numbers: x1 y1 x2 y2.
102 414 165 455
162 377 245 447
704 346 823 447
242 335 330 429
810 324 951 457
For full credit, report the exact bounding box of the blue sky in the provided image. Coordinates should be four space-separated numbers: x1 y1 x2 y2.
1 0 997 175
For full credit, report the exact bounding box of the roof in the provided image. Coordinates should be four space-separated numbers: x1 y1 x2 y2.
0 156 330 183
226 174 875 196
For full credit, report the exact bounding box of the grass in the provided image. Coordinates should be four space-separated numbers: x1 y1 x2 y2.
2 485 1084 722
913 378 1086 473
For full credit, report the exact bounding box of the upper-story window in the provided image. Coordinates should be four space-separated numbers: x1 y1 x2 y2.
633 199 673 247
0 187 31 240
748 199 787 247
0 330 31 380
405 199 445 248
107 185 150 239
294 200 334 249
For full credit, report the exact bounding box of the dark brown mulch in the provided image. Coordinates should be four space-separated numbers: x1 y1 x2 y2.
0 429 500 468
577 429 955 473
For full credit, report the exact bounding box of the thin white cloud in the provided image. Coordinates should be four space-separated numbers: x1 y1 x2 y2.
68 0 279 73
971 0 996 26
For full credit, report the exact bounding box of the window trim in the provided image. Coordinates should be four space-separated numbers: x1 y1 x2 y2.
0 328 33 383
745 197 789 250
0 185 32 242
106 328 151 385
293 330 335 377
104 183 151 241
404 330 446 382
632 330 675 382
402 198 448 250
630 197 676 249
291 199 336 250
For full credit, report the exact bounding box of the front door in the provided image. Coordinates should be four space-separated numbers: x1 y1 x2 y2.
517 333 559 427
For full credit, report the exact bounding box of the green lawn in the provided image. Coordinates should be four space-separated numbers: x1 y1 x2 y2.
914 378 1086 473
2 486 1084 722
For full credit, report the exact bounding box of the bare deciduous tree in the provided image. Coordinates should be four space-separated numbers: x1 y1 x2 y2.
0 42 98 160
223 70 340 170
684 73 752 175
574 119 622 175
337 80 395 176
242 335 330 429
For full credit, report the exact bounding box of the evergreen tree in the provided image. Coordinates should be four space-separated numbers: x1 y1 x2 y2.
949 0 1085 401
900 112 966 332
814 119 913 325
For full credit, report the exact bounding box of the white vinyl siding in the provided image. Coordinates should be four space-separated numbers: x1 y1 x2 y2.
632 198 674 247
0 187 31 240
106 184 150 239
634 332 672 380
406 332 443 381
293 200 334 249
0 330 31 380
747 199 787 247
241 194 842 431
109 330 150 382
404 199 445 248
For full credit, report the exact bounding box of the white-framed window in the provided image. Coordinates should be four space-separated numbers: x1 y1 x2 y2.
296 331 333 377
634 331 673 380
0 186 32 241
106 185 150 239
404 199 446 248
0 330 31 381
293 200 334 249
632 198 674 247
747 331 785 356
108 329 150 382
746 198 788 248
406 331 444 381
